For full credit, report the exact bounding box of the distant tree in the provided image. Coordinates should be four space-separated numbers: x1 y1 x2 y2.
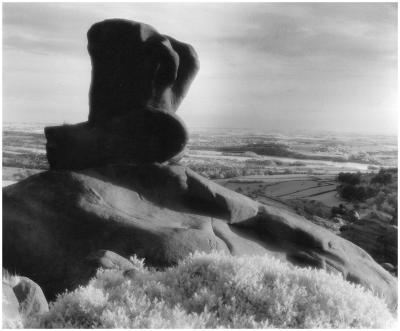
371 169 392 185
348 210 360 222
391 205 397 226
337 172 361 185
339 184 367 202
374 191 386 206
331 204 347 217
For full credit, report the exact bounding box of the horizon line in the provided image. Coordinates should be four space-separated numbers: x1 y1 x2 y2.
2 121 398 137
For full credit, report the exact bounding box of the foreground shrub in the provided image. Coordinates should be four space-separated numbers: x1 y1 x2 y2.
27 252 395 328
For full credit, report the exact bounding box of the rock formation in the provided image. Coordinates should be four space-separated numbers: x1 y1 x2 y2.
45 19 199 170
3 164 397 308
2 19 397 311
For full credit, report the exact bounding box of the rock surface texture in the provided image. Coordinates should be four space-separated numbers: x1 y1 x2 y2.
45 19 199 170
3 164 397 308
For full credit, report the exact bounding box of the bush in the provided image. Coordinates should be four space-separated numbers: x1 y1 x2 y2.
331 204 347 217
371 169 393 185
27 252 395 328
340 184 368 202
337 172 361 185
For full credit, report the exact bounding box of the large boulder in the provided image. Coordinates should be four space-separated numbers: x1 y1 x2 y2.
45 19 199 170
3 164 397 309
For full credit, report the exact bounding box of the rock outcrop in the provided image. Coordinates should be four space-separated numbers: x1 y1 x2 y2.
3 164 397 308
45 19 199 170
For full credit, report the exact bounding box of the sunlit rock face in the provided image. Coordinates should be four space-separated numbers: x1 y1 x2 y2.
45 19 199 170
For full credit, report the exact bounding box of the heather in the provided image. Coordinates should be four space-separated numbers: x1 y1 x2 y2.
25 252 395 328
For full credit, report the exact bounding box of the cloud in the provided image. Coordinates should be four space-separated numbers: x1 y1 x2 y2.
2 2 398 134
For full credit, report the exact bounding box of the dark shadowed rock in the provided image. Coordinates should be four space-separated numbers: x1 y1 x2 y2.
3 164 397 308
45 110 187 169
45 19 199 170
87 19 199 123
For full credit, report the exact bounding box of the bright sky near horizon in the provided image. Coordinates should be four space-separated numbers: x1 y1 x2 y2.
2 2 398 134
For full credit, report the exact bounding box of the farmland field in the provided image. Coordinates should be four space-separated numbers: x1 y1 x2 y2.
3 124 397 187
218 174 341 207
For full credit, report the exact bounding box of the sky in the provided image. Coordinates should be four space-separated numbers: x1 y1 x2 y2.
2 2 398 134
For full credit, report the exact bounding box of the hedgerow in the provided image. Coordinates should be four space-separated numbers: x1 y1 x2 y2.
25 252 395 328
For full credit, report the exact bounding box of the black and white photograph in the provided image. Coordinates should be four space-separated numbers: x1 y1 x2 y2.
2 1 398 328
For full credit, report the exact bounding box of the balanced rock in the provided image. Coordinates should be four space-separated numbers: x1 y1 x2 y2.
45 19 199 170
3 164 397 308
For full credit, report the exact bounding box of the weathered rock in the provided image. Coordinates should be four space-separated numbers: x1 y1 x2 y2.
87 249 134 271
12 277 49 319
340 217 397 266
3 164 397 308
45 19 199 170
